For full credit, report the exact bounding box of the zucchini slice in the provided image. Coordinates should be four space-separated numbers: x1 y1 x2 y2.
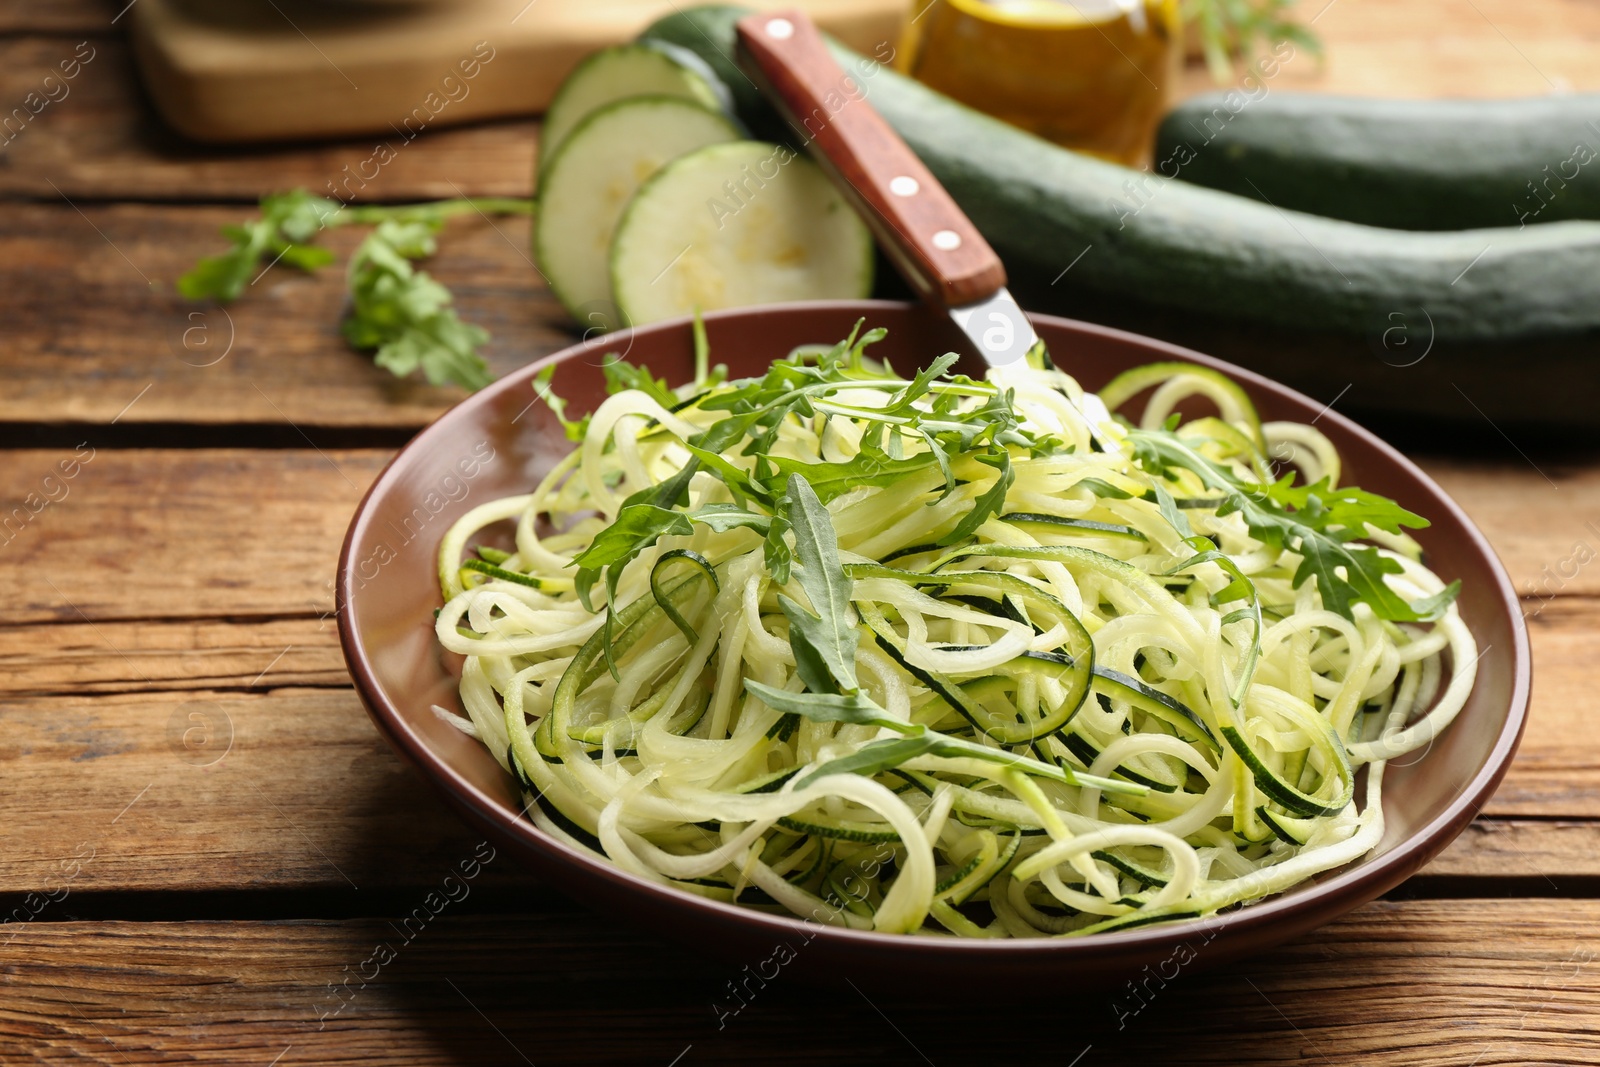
610 141 874 327
539 42 732 179
535 96 740 329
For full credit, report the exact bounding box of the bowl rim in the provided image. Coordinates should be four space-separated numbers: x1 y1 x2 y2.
337 299 1531 958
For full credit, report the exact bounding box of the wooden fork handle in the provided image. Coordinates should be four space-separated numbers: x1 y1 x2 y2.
734 9 1007 309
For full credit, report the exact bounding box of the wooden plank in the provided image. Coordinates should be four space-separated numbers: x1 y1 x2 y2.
0 687 537 894
1485 598 1600 819
1277 0 1600 98
1422 820 1600 883
0 617 345 696
0 206 1596 577
0 204 563 429
0 0 1592 206
0 625 1591 897
0 38 539 201
0 446 1591 899
8 447 1597 622
0 450 386 624
1417 458 1600 603
1 900 1597 1064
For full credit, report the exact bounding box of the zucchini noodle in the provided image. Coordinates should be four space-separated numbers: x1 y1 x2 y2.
432 327 1473 937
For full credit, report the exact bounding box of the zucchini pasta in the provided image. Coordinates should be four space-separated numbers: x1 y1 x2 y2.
432 326 1472 937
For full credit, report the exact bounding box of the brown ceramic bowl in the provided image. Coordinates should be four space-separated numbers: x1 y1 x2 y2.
337 301 1529 984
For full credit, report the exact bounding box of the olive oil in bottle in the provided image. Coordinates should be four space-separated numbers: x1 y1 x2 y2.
898 0 1181 165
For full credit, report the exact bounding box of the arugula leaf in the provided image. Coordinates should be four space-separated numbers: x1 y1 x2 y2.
749 474 1147 795
1076 477 1135 500
883 353 960 414
936 449 1014 546
689 503 771 535
763 506 793 585
1132 429 1453 622
679 417 773 508
778 475 859 695
913 428 957 499
571 505 694 573
744 681 896 727
532 365 590 442
560 337 1069 643
568 502 697 678
620 459 700 513
1407 581 1464 619
1220 475 1444 621
750 679 1148 796
792 735 941 788
1258 477 1429 538
761 452 937 504
602 358 679 409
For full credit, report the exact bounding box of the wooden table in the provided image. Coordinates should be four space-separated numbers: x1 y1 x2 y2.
3 1 1598 1063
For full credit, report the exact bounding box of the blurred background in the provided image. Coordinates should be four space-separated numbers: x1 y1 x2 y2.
4 0 1592 439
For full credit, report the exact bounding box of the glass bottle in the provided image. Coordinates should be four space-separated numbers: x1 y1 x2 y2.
898 0 1182 166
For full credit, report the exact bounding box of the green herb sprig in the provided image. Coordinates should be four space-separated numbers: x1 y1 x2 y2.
1185 0 1322 83
176 189 338 303
1131 428 1459 623
178 190 533 390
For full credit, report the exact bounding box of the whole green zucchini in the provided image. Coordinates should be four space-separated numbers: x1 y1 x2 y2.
642 7 1600 347
1157 92 1600 231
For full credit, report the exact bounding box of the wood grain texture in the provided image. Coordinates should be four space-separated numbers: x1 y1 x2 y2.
1175 0 1600 99
129 0 907 144
1489 598 1600 818
0 597 1589 896
5 448 1594 624
1 901 1597 1065
0 440 1585 899
1 176 1597 531
0 204 566 428
0 449 385 623
5 680 1565 895
0 2 1594 1061
0 687 538 894
1421 820 1600 883
0 0 1592 207
0 617 346 697
1420 458 1600 602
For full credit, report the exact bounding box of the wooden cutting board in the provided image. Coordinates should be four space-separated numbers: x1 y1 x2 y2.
130 0 910 144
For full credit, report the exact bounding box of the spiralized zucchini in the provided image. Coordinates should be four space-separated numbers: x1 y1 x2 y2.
433 326 1473 937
